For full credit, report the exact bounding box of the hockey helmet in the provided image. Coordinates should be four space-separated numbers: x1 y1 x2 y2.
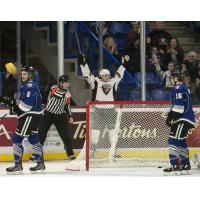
5 62 17 75
171 70 182 81
99 69 110 76
21 66 35 79
59 75 71 83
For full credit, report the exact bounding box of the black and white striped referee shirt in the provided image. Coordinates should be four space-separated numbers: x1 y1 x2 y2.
45 85 72 116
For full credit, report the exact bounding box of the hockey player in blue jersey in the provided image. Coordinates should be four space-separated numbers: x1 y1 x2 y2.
164 71 195 175
3 66 45 174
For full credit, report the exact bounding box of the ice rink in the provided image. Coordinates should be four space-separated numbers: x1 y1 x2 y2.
1 160 200 176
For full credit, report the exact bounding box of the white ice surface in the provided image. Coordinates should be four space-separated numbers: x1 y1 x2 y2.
1 160 200 176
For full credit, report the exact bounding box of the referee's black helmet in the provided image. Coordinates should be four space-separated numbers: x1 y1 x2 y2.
58 75 71 83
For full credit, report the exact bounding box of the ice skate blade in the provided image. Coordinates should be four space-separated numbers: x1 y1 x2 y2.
181 170 191 175
30 169 46 174
29 160 37 163
6 171 24 175
163 171 181 176
65 168 81 171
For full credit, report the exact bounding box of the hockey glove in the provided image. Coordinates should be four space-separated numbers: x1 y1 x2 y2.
79 53 87 66
1 96 16 107
121 55 130 68
166 111 182 127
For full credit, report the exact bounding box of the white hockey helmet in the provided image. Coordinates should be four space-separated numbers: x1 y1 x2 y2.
99 69 110 76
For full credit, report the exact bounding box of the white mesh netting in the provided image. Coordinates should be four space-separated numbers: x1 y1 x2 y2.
66 102 171 171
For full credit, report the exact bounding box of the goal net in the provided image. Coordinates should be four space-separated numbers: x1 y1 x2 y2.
66 101 171 171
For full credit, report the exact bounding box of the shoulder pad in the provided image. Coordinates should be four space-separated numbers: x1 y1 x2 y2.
27 83 33 88
175 85 181 90
51 85 59 89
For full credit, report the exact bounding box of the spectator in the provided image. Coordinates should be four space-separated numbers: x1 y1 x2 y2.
183 51 199 81
1 62 17 100
182 72 197 103
146 46 164 74
165 38 184 67
104 36 119 56
159 62 176 89
124 38 140 74
127 22 152 54
127 21 140 45
195 63 200 102
148 21 172 55
180 63 188 75
103 36 121 71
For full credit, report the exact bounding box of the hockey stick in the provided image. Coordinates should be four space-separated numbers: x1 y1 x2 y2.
108 105 123 162
72 22 82 54
0 113 8 121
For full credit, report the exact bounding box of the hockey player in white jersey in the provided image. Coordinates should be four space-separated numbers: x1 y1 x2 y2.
79 54 129 160
79 54 129 101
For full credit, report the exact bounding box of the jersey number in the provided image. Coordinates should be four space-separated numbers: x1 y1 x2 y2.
176 93 182 99
26 91 31 97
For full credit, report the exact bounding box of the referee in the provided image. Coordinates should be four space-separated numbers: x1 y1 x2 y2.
31 75 75 161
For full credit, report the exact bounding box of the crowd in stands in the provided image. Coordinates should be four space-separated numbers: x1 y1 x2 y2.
83 21 200 104
1 21 200 105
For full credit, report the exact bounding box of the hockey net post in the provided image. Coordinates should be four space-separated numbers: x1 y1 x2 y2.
66 100 171 171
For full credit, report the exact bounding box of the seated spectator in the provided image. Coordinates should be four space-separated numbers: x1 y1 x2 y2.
182 51 199 81
159 62 176 89
146 46 164 74
0 62 17 103
127 21 140 46
165 37 184 67
148 21 172 55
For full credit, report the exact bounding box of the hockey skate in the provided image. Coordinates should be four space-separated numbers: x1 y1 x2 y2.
6 162 23 175
68 155 76 160
181 163 191 175
163 165 181 176
29 161 46 174
29 155 37 162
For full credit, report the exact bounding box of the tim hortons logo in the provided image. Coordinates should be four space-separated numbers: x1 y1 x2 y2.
72 121 158 139
73 121 86 139
0 124 11 140
101 123 158 139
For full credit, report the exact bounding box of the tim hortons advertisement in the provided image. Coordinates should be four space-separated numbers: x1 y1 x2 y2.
0 108 86 157
0 107 200 159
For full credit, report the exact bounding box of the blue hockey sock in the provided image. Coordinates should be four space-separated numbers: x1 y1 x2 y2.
12 133 24 163
168 138 179 166
28 133 43 162
178 140 190 165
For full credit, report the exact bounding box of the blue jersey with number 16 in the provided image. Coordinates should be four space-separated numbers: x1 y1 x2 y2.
171 83 195 126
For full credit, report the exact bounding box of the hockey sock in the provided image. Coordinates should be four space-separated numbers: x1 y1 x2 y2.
28 134 43 162
168 138 179 166
178 140 190 165
12 133 24 163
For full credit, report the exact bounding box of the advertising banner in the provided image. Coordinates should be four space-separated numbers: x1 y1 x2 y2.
0 107 200 161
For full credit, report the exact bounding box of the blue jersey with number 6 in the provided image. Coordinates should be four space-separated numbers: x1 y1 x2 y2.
171 83 195 125
18 80 43 117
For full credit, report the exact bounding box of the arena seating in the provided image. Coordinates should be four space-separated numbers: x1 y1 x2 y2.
33 21 200 102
